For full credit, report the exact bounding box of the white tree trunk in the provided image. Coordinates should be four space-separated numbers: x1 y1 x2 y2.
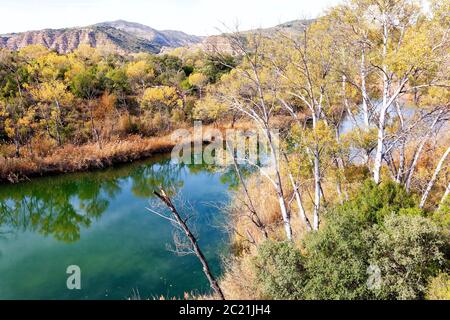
287 171 312 231
373 105 387 184
313 146 321 230
266 128 293 240
395 102 406 183
405 110 443 192
440 182 450 206
373 16 390 185
420 146 450 209
360 48 370 128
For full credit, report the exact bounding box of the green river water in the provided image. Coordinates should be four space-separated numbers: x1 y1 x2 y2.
0 155 236 299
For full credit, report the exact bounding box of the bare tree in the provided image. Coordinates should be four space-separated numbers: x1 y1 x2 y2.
420 145 450 209
282 151 312 231
213 29 293 240
148 189 225 300
274 24 341 230
226 139 269 239
440 182 450 207
404 109 445 192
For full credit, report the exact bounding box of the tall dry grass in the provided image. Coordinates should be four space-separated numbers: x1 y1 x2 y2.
0 120 244 183
0 135 175 183
219 167 315 299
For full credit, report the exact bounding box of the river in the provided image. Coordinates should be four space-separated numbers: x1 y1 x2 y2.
0 154 236 299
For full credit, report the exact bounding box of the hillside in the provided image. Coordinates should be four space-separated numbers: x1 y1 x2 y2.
0 20 202 54
0 19 310 55
190 19 312 54
95 20 203 48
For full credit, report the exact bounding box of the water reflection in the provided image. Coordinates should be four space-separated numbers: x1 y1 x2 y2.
0 155 243 243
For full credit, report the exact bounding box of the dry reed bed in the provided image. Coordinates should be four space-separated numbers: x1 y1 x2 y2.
0 135 176 183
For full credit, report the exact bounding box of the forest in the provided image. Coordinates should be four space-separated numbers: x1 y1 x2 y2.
0 0 449 300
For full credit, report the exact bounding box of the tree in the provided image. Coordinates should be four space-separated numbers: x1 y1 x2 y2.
0 98 36 156
70 67 103 146
141 86 181 116
0 49 33 156
369 214 445 299
126 60 154 92
420 145 450 209
275 17 343 230
188 72 208 98
343 179 420 224
303 207 373 299
193 87 232 124
29 80 74 146
214 32 294 240
427 273 450 300
149 189 225 300
252 240 306 299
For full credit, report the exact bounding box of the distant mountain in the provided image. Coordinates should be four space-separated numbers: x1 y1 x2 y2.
0 19 311 55
0 20 203 54
95 20 203 48
263 19 312 34
193 19 313 55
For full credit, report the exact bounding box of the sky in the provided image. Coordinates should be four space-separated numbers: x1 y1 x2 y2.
0 0 342 36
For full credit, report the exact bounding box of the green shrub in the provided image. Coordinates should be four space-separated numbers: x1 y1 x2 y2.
249 182 447 300
252 241 306 300
303 209 374 299
433 196 450 230
369 214 445 300
300 185 444 300
343 179 421 224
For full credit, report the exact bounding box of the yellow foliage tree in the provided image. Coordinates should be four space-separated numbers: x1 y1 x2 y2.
141 86 181 115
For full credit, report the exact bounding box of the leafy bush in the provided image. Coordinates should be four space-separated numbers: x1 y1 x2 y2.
298 182 445 300
369 214 445 300
245 181 447 300
303 209 373 299
433 196 450 230
343 179 421 224
252 241 306 300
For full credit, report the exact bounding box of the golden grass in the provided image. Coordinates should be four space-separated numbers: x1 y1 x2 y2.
219 168 314 299
0 121 239 183
0 135 175 183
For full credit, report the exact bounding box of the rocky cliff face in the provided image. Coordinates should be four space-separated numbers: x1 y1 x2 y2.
0 21 202 54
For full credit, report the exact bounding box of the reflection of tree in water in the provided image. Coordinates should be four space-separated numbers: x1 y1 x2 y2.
0 177 118 242
186 162 257 190
0 155 243 243
0 157 187 243
130 158 185 198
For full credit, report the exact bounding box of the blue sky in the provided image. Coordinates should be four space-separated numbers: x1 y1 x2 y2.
0 0 342 35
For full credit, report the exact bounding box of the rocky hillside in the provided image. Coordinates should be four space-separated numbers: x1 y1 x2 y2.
0 20 202 54
0 19 310 55
96 20 203 48
191 19 313 54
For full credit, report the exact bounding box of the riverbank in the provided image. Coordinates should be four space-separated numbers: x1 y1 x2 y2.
0 118 292 184
0 135 176 183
